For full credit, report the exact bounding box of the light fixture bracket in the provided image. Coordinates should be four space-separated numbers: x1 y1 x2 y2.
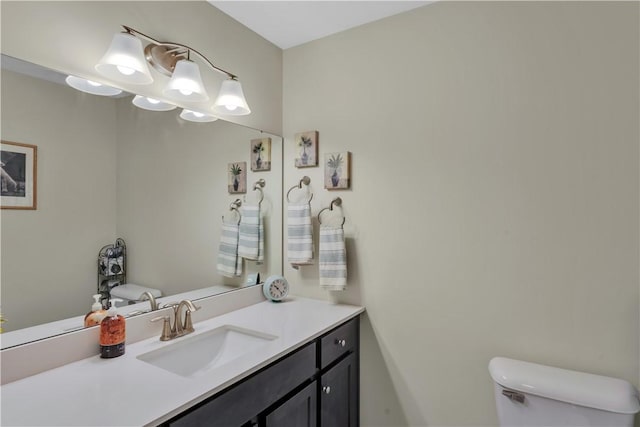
122 25 237 80
144 44 187 77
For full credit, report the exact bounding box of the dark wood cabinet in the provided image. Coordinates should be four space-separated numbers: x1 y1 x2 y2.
163 316 359 427
264 381 317 427
320 352 358 427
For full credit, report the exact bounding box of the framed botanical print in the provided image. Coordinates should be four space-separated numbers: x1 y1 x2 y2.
228 162 247 194
324 152 351 190
251 138 271 171
1 141 37 209
294 131 318 168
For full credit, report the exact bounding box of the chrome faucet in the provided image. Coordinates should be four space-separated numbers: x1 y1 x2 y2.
139 291 158 311
152 299 200 341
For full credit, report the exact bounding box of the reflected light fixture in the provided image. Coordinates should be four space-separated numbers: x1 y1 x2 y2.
132 95 177 111
95 25 251 116
65 75 123 96
180 109 219 123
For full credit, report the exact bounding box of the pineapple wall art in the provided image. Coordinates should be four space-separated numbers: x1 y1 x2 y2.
251 138 271 172
228 162 246 194
294 131 318 167
324 152 351 190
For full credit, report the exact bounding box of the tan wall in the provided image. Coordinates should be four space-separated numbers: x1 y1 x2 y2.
283 2 639 425
1 70 118 330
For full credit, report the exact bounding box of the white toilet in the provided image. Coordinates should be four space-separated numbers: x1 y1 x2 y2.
489 357 640 426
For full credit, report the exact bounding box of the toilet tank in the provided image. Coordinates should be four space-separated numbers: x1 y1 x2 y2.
489 357 640 426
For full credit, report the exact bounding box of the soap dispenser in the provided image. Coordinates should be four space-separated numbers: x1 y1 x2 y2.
84 294 107 327
100 298 125 358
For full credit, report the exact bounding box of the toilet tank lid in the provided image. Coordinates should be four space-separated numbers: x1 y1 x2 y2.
489 357 640 414
110 283 162 300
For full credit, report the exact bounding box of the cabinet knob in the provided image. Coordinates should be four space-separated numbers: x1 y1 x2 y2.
322 386 331 394
335 339 346 347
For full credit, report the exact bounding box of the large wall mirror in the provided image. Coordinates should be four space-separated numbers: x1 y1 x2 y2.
0 55 283 349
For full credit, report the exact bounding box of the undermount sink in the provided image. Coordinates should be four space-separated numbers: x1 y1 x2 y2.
137 325 278 377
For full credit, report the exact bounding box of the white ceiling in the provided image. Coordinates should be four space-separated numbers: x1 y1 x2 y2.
208 1 432 49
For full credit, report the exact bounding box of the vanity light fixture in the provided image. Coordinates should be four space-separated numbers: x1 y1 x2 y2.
96 25 251 116
65 75 123 96
132 95 177 111
212 78 251 116
95 32 153 84
164 59 208 102
179 109 219 123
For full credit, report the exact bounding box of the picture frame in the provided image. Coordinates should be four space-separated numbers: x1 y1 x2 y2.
294 131 318 168
1 140 37 210
250 138 271 172
324 151 351 190
228 162 247 194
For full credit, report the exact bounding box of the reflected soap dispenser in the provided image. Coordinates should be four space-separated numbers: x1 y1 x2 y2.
84 294 107 328
100 298 125 358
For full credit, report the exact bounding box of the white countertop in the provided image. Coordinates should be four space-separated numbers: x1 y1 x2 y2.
0 297 364 426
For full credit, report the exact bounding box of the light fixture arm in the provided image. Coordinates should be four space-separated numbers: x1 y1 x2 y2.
121 25 238 80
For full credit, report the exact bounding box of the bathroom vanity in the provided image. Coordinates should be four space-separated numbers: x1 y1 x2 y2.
165 316 359 426
0 297 363 426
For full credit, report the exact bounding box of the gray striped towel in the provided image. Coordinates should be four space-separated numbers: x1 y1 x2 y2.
319 225 347 290
217 221 242 277
238 204 264 263
288 203 313 268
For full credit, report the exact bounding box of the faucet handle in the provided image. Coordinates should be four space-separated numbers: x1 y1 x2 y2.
151 316 173 341
183 311 195 333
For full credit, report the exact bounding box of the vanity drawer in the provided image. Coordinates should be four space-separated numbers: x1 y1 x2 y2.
320 317 358 369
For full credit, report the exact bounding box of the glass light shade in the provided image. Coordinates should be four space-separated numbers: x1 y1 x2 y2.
132 95 177 111
163 60 208 102
65 75 122 96
95 33 153 85
212 79 251 116
179 109 218 123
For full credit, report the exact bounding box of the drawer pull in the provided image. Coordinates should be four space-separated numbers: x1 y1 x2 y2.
322 386 331 394
335 339 346 347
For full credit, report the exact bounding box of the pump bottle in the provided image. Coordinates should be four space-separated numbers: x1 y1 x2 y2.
100 298 125 358
84 294 107 327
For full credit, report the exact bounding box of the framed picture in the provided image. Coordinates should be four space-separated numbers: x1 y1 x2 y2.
251 138 271 172
228 162 247 194
1 141 37 209
294 131 318 167
324 152 351 190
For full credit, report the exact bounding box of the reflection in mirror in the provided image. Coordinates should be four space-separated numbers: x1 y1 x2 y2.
0 55 283 349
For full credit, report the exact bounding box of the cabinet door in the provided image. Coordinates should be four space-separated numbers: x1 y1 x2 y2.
265 381 317 427
320 353 358 427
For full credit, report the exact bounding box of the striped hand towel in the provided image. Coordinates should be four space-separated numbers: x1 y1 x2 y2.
288 203 313 268
319 225 347 290
217 221 242 277
238 204 264 264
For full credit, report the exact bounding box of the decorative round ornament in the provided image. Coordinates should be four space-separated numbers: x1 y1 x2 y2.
263 275 289 302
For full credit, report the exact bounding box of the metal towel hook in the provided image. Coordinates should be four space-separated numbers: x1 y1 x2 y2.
222 199 242 225
318 197 345 226
253 179 265 204
286 176 313 203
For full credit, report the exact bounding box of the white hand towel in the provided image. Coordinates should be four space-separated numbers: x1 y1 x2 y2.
238 204 264 263
319 225 347 290
288 203 313 268
217 221 243 277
